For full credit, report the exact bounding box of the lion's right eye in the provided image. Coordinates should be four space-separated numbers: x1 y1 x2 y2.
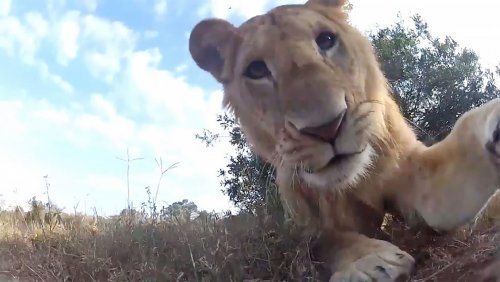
316 31 337 51
244 60 270 79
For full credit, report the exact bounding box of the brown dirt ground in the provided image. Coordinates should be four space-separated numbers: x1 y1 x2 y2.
389 223 497 282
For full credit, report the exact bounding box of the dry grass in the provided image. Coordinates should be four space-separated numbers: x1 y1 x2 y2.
0 207 320 281
0 193 497 282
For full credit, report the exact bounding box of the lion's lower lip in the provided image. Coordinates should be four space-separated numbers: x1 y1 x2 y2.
304 154 353 174
303 146 367 174
325 146 367 168
327 153 352 166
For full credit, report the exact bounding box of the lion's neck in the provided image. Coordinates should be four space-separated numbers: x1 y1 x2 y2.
336 94 423 219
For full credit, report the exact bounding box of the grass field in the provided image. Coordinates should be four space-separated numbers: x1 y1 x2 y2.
0 191 497 282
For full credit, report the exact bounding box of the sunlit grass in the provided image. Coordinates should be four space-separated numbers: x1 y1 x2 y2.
0 174 497 281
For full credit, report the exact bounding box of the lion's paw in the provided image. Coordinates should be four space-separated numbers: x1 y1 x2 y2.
486 119 500 165
484 99 500 165
329 249 415 282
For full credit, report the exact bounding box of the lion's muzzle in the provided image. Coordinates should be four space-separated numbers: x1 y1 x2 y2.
299 109 346 145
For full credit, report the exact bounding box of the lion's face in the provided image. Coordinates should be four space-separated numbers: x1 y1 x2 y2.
190 0 390 190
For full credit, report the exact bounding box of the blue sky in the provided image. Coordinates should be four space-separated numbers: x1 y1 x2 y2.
0 0 498 216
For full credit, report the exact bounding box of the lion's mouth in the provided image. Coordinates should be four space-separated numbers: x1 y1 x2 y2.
327 152 355 166
306 146 367 174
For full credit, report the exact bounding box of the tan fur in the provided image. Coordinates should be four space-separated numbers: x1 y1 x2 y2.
189 1 500 280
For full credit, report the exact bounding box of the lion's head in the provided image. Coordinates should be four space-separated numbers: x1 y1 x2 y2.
189 0 402 191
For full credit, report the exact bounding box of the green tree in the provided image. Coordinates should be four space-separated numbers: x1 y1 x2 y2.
372 15 500 142
197 114 282 214
161 199 199 223
198 15 500 212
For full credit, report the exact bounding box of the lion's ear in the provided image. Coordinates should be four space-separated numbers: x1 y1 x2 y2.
189 19 239 83
306 0 345 8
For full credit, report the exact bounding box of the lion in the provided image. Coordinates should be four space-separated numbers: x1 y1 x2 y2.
188 0 500 281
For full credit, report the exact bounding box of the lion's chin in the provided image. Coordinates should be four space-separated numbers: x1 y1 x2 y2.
301 144 375 190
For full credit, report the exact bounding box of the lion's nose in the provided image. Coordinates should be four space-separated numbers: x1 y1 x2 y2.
299 110 346 143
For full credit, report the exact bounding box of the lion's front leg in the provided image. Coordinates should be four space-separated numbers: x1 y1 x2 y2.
314 231 415 282
399 98 500 231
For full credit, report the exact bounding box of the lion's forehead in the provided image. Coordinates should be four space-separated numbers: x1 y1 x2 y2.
234 7 337 68
240 5 308 28
238 6 329 41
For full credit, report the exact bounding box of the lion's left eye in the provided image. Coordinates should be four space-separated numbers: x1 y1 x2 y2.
315 31 337 51
244 60 271 80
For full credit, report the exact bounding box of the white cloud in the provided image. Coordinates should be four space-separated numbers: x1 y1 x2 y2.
38 62 74 93
143 30 159 39
0 150 49 209
79 0 97 12
198 0 272 20
25 12 49 37
32 108 70 125
0 0 10 16
0 99 74 209
154 0 167 16
0 97 136 212
85 174 126 195
115 48 228 137
0 12 73 92
175 63 188 73
0 100 25 136
46 0 67 16
74 96 137 151
84 52 122 83
0 12 49 64
55 11 80 66
81 15 137 83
